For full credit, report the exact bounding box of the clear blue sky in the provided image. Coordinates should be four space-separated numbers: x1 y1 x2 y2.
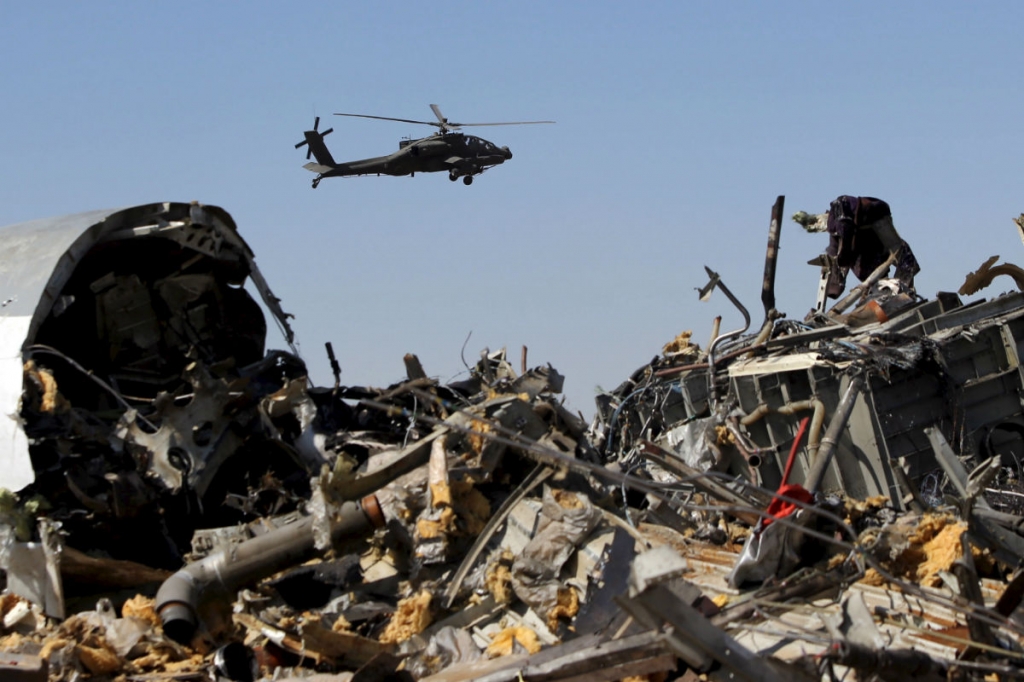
2 2 1022 418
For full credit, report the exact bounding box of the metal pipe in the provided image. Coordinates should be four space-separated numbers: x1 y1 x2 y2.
655 339 770 379
698 267 750 407
739 399 825 464
156 496 385 644
737 399 824 482
804 375 865 492
700 316 722 361
725 417 764 469
743 320 775 360
776 399 825 462
739 404 772 426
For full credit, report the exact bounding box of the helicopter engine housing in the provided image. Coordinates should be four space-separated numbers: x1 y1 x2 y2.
411 139 448 156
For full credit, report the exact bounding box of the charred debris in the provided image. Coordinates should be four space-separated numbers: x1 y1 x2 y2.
3 199 1024 680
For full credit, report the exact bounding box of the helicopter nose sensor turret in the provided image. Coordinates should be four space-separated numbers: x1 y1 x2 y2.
502 146 512 160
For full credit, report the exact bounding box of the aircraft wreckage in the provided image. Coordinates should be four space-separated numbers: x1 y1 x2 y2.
2 198 1024 680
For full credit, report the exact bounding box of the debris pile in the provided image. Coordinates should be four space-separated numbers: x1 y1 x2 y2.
2 198 1024 681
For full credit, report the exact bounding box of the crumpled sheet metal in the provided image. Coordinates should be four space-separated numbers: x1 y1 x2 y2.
260 377 337 469
9 200 1024 681
0 315 35 492
117 363 240 495
0 202 296 495
592 201 1024 513
0 204 342 588
654 416 721 471
726 509 808 588
0 519 63 619
6 392 1024 682
509 487 601 618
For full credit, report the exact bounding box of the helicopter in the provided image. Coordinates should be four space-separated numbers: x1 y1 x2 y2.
295 104 553 188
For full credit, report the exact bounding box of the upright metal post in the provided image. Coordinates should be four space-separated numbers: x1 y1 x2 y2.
761 195 785 322
805 375 865 492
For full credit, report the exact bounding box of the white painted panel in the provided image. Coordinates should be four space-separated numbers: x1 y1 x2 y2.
0 315 35 491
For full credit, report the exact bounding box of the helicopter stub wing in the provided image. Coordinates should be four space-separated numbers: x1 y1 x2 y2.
303 162 334 174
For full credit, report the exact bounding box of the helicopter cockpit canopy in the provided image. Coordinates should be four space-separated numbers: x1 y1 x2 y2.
464 136 492 151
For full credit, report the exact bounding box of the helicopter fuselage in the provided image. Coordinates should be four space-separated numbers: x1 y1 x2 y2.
305 132 512 184
296 105 550 187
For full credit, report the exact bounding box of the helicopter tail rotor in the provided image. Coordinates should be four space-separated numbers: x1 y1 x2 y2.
295 116 333 160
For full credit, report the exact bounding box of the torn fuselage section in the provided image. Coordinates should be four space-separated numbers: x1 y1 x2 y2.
2 202 326 564
592 196 1024 590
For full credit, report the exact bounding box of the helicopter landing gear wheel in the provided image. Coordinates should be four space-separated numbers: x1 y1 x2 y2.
463 175 473 186
312 177 321 189
449 172 458 182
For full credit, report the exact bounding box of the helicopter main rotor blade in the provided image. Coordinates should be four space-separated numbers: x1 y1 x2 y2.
334 112 442 128
429 104 553 130
334 106 554 131
448 121 556 127
430 104 447 125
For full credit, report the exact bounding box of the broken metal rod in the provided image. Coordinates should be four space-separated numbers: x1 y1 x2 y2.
375 376 437 403
951 531 998 651
924 425 973 502
469 631 676 682
725 417 766 470
697 266 750 406
654 339 769 378
761 195 785 322
325 341 341 388
701 315 721 361
442 464 554 608
637 440 764 525
925 426 1024 568
828 249 899 316
357 398 899 583
365 394 867 556
359 395 775 522
358 395 672 501
619 583 790 682
367 399 1024 640
403 353 427 380
341 428 446 501
711 566 848 628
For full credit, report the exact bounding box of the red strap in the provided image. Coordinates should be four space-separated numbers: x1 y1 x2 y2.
763 483 814 528
781 416 810 486
763 416 813 528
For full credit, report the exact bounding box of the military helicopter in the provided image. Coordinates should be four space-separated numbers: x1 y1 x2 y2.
294 104 554 188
